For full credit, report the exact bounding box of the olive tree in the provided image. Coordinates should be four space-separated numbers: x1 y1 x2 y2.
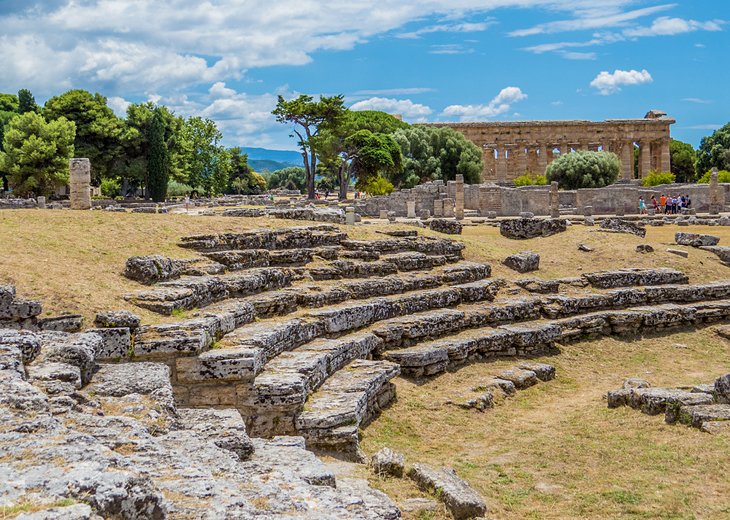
545 150 620 189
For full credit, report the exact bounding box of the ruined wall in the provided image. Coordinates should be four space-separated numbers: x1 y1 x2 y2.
423 112 674 183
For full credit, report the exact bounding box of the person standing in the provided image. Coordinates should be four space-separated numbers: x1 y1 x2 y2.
639 196 647 215
659 193 666 214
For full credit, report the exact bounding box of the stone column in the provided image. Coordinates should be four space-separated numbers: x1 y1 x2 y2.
406 200 416 218
515 145 527 176
537 143 548 174
659 138 671 173
345 206 356 225
483 146 496 182
709 168 723 215
69 158 91 210
639 141 652 179
560 143 569 156
495 147 507 182
549 181 560 218
621 142 634 180
454 174 465 220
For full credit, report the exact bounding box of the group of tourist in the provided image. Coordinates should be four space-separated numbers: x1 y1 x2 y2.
639 194 692 214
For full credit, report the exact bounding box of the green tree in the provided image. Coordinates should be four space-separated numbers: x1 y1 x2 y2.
697 123 730 174
178 116 225 194
545 150 620 189
392 125 483 187
669 139 696 182
315 110 408 199
344 130 402 191
17 89 39 114
0 94 18 112
123 102 184 194
147 109 169 202
43 89 129 183
272 94 346 199
0 112 75 196
265 166 306 192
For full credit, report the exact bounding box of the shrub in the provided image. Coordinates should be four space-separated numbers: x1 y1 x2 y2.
641 171 675 187
697 170 730 183
514 173 548 186
100 178 121 197
167 180 193 197
545 151 620 190
363 175 394 196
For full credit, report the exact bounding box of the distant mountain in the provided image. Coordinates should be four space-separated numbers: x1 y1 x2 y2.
249 159 302 173
241 147 301 166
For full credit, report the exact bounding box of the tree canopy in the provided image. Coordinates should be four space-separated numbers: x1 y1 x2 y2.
669 139 697 182
272 94 346 199
697 123 730 175
0 112 75 197
545 150 620 189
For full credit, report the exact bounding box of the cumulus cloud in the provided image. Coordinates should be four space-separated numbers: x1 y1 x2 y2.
349 97 433 121
397 20 495 39
590 69 652 95
107 96 131 117
442 86 527 120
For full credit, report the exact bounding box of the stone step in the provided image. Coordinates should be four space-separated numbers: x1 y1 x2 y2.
202 246 340 269
295 359 400 459
179 225 346 252
407 464 487 520
383 300 730 377
340 236 465 260
239 332 383 436
126 269 296 314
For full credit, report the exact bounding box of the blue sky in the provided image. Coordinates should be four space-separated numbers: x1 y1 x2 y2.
0 0 727 150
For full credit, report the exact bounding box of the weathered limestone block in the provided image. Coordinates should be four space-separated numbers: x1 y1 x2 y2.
123 255 188 284
134 320 214 357
458 390 494 411
518 362 555 382
672 403 730 428
85 327 131 360
582 268 688 289
599 218 646 238
407 464 487 520
37 331 101 384
499 218 566 239
715 373 730 404
69 158 91 210
0 296 42 320
701 246 730 264
371 447 405 477
629 387 714 415
94 310 141 330
667 248 689 258
176 347 264 385
27 361 82 396
0 329 42 363
636 244 654 253
177 408 255 460
675 232 720 247
379 252 447 271
429 218 463 235
36 314 84 332
502 251 539 273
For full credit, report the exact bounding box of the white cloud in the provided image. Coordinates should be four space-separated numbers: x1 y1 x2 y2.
349 97 433 121
107 96 131 117
562 51 596 60
590 69 652 95
509 4 673 37
429 44 474 55
0 0 654 96
397 20 495 39
686 124 722 130
682 97 712 104
624 17 724 37
442 86 527 120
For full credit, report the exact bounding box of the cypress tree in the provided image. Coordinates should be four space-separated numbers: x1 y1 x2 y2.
147 109 169 202
17 89 39 114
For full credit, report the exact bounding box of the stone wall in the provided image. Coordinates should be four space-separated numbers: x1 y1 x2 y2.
355 181 730 217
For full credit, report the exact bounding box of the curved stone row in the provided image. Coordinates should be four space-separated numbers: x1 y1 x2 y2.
607 373 730 435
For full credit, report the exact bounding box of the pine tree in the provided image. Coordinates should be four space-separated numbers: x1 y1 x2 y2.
147 109 169 202
17 89 39 114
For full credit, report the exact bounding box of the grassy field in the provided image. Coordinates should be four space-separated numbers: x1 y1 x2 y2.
1 209 729 519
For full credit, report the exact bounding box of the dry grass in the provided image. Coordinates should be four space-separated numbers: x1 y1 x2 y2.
2 209 730 519
362 331 730 520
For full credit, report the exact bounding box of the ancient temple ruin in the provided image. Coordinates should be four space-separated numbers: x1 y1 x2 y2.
425 110 674 182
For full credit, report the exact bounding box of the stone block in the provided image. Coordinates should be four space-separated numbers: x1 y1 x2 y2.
500 218 566 239
408 464 487 520
502 251 539 273
371 447 405 477
675 232 720 247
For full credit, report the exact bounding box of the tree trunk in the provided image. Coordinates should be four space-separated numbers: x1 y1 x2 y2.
307 149 316 199
338 162 347 200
